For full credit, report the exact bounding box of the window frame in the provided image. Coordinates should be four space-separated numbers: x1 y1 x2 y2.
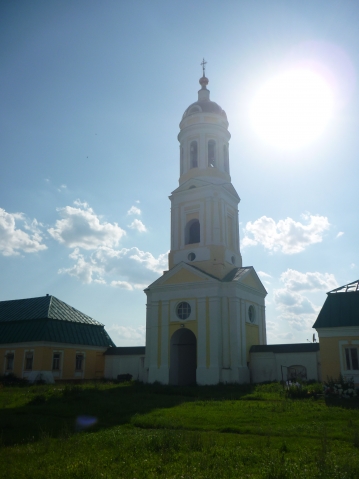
5 351 14 371
75 353 84 372
52 352 61 371
344 346 359 371
24 351 34 371
176 302 192 320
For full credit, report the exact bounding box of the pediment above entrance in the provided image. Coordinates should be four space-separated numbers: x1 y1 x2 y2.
147 262 218 289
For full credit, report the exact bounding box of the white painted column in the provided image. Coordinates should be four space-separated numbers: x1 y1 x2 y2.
172 205 180 250
221 297 230 368
229 297 240 369
239 298 250 383
213 195 220 244
240 299 247 367
159 300 170 383
205 197 211 245
148 300 159 383
144 301 151 370
207 297 220 384
261 306 267 344
196 297 207 384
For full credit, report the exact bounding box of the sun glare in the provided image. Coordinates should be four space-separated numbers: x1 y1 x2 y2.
250 69 334 150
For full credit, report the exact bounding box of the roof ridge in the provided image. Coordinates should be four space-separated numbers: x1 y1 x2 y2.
47 294 53 317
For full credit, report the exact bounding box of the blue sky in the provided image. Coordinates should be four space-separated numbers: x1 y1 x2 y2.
1 0 358 346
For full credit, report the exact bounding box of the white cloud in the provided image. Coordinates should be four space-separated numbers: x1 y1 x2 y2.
127 206 141 215
48 200 126 250
107 324 146 346
58 248 105 284
336 231 344 238
274 289 316 315
59 245 168 286
128 219 147 233
279 269 338 292
58 184 67 192
258 271 272 279
111 280 147 291
242 213 330 254
273 268 338 333
350 263 356 269
110 280 134 290
0 208 47 256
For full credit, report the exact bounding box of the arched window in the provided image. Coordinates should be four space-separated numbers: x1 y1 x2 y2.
223 145 229 173
185 219 200 244
190 141 198 168
208 140 216 167
180 147 184 175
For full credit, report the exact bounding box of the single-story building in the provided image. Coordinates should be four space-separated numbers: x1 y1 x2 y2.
249 343 321 383
0 294 115 382
313 279 359 385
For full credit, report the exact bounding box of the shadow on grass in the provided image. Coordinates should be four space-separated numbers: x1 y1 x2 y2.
0 381 258 446
324 396 359 409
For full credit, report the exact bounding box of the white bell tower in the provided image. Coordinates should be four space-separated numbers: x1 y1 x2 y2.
144 63 267 386
169 65 242 279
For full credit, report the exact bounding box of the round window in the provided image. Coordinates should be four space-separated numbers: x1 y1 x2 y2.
176 302 191 320
248 305 255 323
188 252 196 261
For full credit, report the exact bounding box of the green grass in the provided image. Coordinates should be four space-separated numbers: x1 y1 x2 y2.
1 381 359 478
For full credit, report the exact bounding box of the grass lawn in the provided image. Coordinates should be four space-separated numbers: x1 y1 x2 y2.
1 381 359 478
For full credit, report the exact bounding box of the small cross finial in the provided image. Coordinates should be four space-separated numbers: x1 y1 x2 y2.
201 58 207 77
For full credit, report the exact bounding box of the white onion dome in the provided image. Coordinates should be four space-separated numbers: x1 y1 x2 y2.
181 76 227 120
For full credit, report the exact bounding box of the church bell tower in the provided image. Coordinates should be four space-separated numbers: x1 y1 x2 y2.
144 63 267 386
168 66 242 279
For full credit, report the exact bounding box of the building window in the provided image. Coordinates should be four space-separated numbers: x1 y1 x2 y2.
176 302 191 320
248 305 255 323
344 347 359 370
5 353 14 371
52 353 61 371
190 141 198 168
188 252 196 261
185 219 200 244
24 352 33 371
75 354 84 371
208 140 216 167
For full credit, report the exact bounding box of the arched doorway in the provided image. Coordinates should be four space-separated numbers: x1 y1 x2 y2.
169 328 197 386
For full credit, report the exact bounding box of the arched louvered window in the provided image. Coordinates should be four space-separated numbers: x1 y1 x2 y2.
185 219 200 244
208 140 216 167
190 141 198 168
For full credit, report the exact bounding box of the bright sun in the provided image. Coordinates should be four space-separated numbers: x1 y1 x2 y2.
250 68 334 150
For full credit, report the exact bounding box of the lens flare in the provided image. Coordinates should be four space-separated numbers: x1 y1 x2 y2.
250 68 334 150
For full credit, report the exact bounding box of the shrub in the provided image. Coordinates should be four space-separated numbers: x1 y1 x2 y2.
324 375 359 398
0 373 28 387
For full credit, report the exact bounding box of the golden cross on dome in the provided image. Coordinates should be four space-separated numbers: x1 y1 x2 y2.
201 58 207 77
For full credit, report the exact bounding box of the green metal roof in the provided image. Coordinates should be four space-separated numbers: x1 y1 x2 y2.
0 295 116 347
313 287 359 329
0 295 102 325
